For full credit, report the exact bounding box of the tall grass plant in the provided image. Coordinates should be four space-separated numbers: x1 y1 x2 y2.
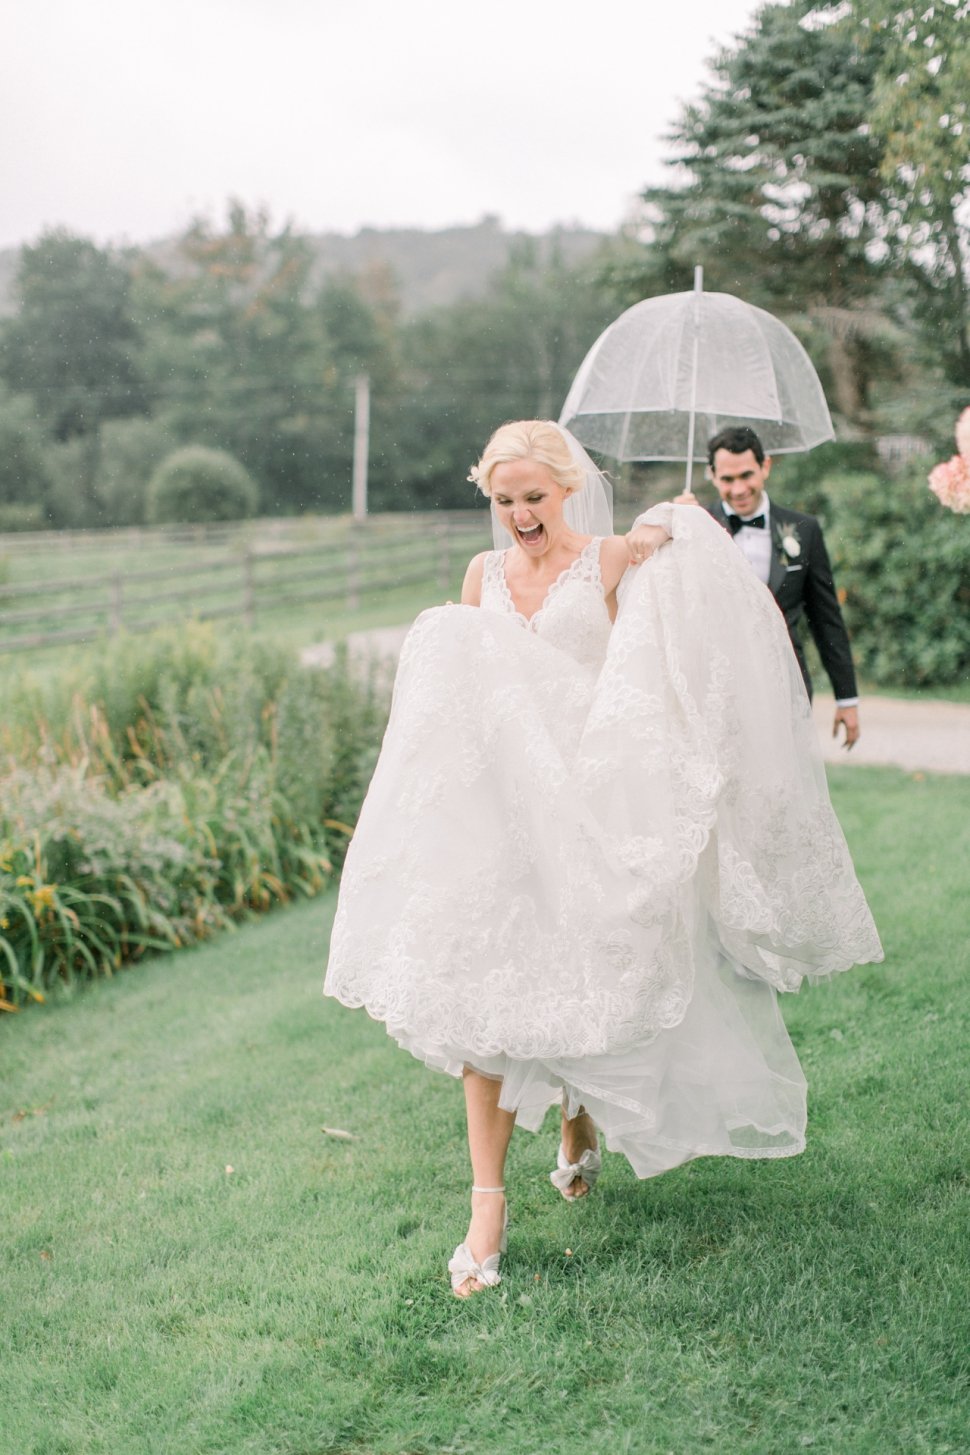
0 622 391 1012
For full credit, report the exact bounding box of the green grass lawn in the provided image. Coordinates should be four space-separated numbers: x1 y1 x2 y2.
2 767 968 1455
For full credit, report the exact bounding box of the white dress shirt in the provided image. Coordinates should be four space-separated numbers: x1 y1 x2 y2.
723 495 773 585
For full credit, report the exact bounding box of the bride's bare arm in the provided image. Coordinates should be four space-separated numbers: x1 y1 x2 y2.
597 536 633 595
599 533 669 621
460 552 487 607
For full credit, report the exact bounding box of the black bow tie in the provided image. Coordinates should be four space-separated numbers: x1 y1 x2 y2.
727 512 766 534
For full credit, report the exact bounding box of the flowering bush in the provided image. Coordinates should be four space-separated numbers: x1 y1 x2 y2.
927 407 970 514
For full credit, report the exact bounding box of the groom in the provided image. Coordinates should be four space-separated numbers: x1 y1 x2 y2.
631 424 861 748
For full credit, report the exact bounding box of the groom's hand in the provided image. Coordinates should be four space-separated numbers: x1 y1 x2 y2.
833 705 860 750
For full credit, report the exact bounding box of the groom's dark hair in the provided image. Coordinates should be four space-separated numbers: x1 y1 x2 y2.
707 426 766 467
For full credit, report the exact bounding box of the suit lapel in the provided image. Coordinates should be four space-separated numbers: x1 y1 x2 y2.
767 505 792 598
767 540 787 597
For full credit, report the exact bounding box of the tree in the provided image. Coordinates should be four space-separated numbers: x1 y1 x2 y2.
93 417 178 526
312 267 404 513
0 231 148 441
132 203 325 514
387 242 621 512
847 0 970 386
627 1 894 426
0 385 51 528
0 231 150 524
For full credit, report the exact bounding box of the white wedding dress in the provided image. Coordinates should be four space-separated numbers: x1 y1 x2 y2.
325 505 883 1178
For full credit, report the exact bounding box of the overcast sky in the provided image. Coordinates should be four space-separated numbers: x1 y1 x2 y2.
1 0 765 251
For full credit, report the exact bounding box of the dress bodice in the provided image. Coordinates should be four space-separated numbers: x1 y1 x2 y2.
479 538 612 671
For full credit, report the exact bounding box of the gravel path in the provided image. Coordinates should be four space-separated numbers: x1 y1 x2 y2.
303 627 970 776
811 693 970 775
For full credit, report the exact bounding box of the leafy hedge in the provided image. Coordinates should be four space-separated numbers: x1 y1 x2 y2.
0 623 391 1012
812 467 970 688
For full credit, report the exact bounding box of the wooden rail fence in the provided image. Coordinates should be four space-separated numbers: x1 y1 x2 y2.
0 515 489 655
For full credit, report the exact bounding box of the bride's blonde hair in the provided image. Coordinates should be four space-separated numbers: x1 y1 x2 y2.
468 420 585 498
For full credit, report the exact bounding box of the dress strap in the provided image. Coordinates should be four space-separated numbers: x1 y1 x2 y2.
573 537 604 590
480 550 510 614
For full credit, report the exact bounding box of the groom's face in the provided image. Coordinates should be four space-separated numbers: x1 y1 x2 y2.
709 448 771 518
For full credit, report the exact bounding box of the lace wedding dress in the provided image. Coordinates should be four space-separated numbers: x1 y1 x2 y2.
325 505 883 1177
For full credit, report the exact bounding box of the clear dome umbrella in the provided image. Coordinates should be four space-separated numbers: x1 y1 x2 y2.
559 266 834 493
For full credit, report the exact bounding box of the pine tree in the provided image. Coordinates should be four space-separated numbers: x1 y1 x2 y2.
631 0 891 424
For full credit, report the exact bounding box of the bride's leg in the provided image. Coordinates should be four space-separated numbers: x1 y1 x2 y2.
455 1068 515 1297
559 1103 600 1199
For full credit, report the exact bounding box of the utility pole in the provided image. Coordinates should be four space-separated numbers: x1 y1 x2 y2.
352 373 370 523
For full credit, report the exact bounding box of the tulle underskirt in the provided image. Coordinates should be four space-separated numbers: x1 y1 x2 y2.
385 937 807 1179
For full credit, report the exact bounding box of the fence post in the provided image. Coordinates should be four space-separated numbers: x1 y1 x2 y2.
437 519 451 593
352 374 370 523
243 549 255 627
346 534 360 612
110 572 123 634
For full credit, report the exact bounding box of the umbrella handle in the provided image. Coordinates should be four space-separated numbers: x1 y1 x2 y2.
682 265 703 500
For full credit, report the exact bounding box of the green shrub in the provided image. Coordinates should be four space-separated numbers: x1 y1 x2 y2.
0 386 52 515
774 441 880 519
93 417 177 526
0 623 392 1010
0 502 45 532
821 469 970 687
43 437 91 527
146 445 259 524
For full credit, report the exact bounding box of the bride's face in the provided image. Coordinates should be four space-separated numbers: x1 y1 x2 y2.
490 459 568 554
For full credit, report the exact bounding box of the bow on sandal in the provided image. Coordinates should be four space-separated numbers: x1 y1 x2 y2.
550 1143 602 1199
448 1186 508 1296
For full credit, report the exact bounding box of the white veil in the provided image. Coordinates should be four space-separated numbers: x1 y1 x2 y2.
490 422 614 550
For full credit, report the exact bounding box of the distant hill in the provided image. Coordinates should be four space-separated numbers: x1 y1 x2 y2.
0 217 609 318
311 217 608 311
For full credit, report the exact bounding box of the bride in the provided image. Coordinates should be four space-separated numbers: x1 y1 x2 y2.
324 419 882 1298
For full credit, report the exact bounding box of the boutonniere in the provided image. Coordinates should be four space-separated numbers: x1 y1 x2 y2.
774 522 801 565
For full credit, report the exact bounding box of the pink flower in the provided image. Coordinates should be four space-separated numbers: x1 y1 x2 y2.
928 454 970 514
956 406 970 462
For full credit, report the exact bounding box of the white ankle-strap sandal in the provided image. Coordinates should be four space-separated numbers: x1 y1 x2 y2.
550 1144 602 1199
448 1186 508 1296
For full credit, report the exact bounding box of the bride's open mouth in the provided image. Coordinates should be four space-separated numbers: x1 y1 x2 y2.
516 523 544 545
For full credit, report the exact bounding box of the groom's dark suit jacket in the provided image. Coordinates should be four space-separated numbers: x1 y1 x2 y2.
708 500 858 702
